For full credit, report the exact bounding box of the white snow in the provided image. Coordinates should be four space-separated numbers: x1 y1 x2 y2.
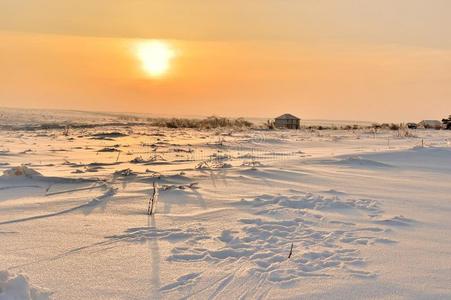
1 108 451 299
0 271 51 300
2 166 42 177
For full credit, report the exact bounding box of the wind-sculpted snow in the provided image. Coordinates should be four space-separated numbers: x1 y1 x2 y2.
159 272 202 292
159 192 398 288
312 157 394 168
0 271 51 300
1 112 450 299
0 185 116 225
239 193 381 213
105 226 209 244
2 165 43 177
83 190 408 298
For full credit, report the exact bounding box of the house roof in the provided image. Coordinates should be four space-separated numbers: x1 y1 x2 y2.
419 120 441 124
275 113 300 120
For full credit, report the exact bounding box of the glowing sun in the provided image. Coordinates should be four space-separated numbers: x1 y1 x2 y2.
136 40 175 77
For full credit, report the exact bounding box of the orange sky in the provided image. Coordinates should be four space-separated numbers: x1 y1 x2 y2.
1 1 450 122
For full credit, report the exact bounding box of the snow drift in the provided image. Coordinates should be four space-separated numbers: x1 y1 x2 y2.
2 166 42 177
0 271 51 300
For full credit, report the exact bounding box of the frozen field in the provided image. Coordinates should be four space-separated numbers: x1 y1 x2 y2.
1 109 451 299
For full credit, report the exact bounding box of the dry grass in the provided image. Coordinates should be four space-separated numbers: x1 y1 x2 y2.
146 116 253 129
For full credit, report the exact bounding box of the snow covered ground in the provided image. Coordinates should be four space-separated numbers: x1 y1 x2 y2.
1 109 451 299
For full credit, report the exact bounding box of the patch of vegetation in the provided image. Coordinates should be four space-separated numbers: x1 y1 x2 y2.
147 116 253 129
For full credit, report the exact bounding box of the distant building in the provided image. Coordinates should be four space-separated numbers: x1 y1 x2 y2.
418 120 442 129
442 115 451 130
274 113 300 129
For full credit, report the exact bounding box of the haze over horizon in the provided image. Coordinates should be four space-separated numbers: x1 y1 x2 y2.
1 0 450 122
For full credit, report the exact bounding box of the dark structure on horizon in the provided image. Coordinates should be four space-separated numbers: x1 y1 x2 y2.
274 113 301 129
442 115 451 130
418 120 442 129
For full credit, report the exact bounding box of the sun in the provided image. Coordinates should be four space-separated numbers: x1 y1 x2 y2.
136 40 175 77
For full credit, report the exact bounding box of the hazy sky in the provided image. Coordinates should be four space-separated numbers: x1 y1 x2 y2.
1 0 450 121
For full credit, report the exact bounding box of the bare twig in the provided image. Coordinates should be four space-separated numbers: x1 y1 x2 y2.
288 243 294 259
147 181 159 215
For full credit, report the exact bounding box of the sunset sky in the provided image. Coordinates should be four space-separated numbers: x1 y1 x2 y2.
1 0 450 122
